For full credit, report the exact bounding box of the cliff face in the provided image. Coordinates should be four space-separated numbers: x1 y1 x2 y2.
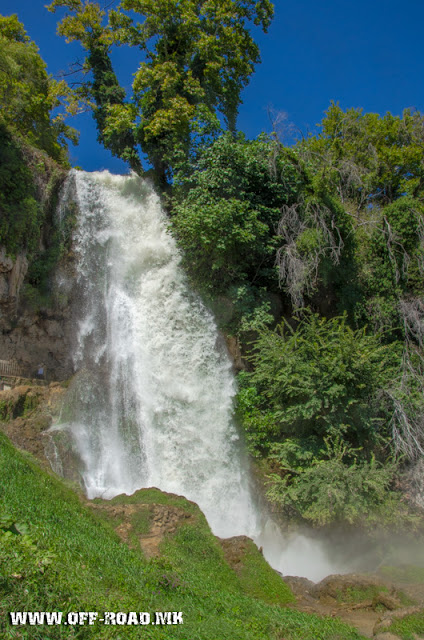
0 246 75 382
0 291 74 381
0 248 28 316
0 137 76 381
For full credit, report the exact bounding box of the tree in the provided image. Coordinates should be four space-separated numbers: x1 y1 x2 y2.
48 0 274 184
300 102 424 209
0 14 78 162
0 14 79 258
171 133 308 295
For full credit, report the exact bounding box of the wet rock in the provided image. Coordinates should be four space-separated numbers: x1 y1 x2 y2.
0 383 66 470
375 593 402 611
0 307 73 380
223 334 246 371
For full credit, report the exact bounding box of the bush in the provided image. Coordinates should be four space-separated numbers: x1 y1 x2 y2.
240 311 400 450
266 437 404 527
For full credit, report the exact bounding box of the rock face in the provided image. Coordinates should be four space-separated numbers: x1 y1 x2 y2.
223 334 246 371
0 303 74 381
0 383 66 468
0 170 77 381
0 248 28 316
91 499 195 558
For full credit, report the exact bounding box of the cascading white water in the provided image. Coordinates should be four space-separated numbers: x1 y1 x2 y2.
63 169 259 538
55 169 351 580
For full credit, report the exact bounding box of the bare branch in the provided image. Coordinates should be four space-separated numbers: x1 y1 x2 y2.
275 201 344 308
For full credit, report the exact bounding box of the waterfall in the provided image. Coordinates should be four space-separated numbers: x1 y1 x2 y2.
55 169 351 581
62 170 259 538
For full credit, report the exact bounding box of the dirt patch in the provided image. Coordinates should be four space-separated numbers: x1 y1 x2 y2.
283 571 424 638
90 500 195 558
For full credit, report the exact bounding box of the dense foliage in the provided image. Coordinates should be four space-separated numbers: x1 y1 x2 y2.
238 313 399 452
0 14 77 264
171 133 356 336
0 14 77 162
168 106 424 528
0 124 41 256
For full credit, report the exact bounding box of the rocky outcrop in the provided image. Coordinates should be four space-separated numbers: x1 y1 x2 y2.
90 498 196 558
0 383 66 468
223 334 246 371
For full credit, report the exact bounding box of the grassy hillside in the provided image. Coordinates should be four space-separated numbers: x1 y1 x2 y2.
0 432 367 639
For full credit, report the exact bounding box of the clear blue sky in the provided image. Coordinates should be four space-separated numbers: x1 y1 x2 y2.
2 0 423 173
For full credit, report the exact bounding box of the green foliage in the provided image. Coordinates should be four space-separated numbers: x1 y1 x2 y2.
0 13 76 301
354 197 424 332
0 124 42 255
0 14 77 162
236 373 280 455
241 312 400 449
87 41 141 171
298 103 424 334
300 102 424 206
48 0 274 182
0 512 56 596
266 437 404 527
235 310 423 527
172 133 308 295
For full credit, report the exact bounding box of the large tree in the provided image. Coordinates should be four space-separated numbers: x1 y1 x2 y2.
48 0 274 185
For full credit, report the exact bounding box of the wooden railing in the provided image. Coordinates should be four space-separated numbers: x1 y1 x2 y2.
0 359 22 378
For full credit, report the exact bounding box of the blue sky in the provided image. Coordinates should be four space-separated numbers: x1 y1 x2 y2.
2 0 423 173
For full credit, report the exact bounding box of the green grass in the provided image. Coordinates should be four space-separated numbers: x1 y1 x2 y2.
383 611 424 639
221 537 295 605
130 505 154 535
336 585 388 604
104 486 200 513
0 432 369 639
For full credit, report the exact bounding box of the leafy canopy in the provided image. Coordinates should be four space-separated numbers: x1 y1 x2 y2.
48 0 274 183
300 101 424 207
172 133 305 293
266 437 405 528
0 14 78 161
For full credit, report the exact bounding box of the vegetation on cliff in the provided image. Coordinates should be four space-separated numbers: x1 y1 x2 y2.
169 106 424 530
0 14 79 308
